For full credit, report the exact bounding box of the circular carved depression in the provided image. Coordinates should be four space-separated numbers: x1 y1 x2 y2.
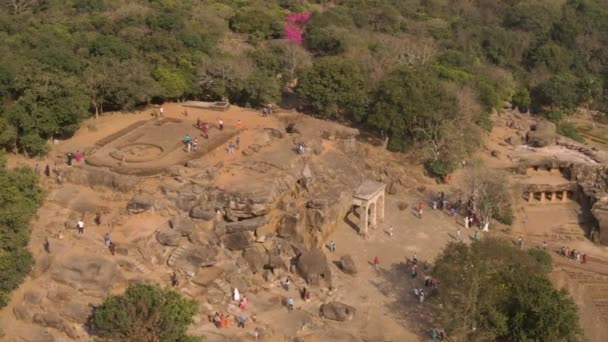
110 143 164 163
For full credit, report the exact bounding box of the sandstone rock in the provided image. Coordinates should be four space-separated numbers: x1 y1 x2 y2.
320 301 356 322
222 231 255 251
50 255 117 294
267 254 288 271
387 181 397 195
527 121 557 147
264 127 285 138
64 220 77 230
592 200 608 245
243 247 268 273
57 302 91 324
168 245 219 275
62 166 138 192
190 206 216 221
191 266 224 287
18 328 56 342
339 254 358 275
296 249 332 287
169 215 195 236
13 304 32 321
24 290 43 305
156 225 182 246
33 312 64 330
225 216 267 234
277 213 301 240
127 194 154 214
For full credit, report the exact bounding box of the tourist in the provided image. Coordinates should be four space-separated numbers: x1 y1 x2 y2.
431 328 438 340
582 254 587 264
328 240 336 252
192 138 198 152
94 212 101 226
56 172 63 185
424 275 430 287
287 297 294 311
432 199 437 210
517 236 523 249
305 291 311 303
464 216 470 229
159 106 164 116
196 117 201 128
576 251 581 263
34 164 40 175
228 141 235 154
450 206 456 216
213 312 221 328
473 230 479 241
373 256 380 271
104 233 111 248
412 253 418 265
240 296 248 311
77 220 84 234
218 119 224 131
276 242 282 255
76 150 83 162
43 237 50 253
184 134 191 144
108 242 116 256
542 241 548 249
283 277 291 291
456 227 461 241
44 164 50 177
67 153 73 166
236 119 242 129
388 225 393 237
565 247 570 258
419 289 425 303
234 288 241 302
417 202 423 218
411 264 418 278
171 272 179 287
236 136 240 150
238 314 246 328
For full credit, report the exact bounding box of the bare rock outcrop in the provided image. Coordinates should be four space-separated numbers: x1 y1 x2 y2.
339 254 358 275
63 166 138 192
222 231 255 251
320 301 356 322
168 245 219 275
156 224 182 246
526 121 557 147
50 255 117 295
242 246 268 273
127 194 155 214
169 215 195 236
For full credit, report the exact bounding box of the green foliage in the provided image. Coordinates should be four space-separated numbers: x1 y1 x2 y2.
511 87 531 112
297 57 370 121
434 238 582 342
304 26 347 56
532 74 580 112
0 166 43 308
89 284 199 342
558 121 585 142
229 8 282 40
425 159 454 179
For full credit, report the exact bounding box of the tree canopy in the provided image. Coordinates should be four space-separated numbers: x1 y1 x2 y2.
433 238 581 342
88 283 199 342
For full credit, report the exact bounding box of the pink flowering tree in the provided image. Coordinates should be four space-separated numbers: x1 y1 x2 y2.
284 12 311 44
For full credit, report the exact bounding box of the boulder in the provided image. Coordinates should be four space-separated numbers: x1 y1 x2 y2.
264 127 286 139
225 216 267 234
592 200 608 245
156 225 182 246
33 312 64 330
222 231 255 251
64 220 77 230
167 245 219 275
169 215 195 236
243 247 268 273
127 194 154 214
387 181 397 195
13 304 32 321
296 249 332 286
277 213 301 241
339 254 358 275
24 290 43 305
320 301 356 322
190 206 216 221
527 121 557 147
50 255 117 294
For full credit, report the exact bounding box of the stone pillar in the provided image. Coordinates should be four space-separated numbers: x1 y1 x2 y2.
527 192 532 202
539 192 545 203
550 192 557 202
562 191 568 202
361 203 368 235
378 194 385 222
370 203 377 228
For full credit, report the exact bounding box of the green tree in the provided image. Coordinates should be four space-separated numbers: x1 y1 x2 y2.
296 56 370 122
229 8 282 41
433 238 581 342
532 74 580 112
89 284 199 342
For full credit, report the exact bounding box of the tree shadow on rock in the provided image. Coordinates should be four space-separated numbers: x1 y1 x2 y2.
369 262 438 340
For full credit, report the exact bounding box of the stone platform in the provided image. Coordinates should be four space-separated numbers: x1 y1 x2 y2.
86 117 238 175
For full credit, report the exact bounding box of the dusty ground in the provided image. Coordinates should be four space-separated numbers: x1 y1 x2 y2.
1 106 608 341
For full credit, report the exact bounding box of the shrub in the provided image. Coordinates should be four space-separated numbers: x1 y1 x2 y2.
425 159 454 179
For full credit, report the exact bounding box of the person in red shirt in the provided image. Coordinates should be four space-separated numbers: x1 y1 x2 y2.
417 202 424 218
373 256 379 271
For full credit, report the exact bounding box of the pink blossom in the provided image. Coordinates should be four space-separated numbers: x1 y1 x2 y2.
284 12 311 44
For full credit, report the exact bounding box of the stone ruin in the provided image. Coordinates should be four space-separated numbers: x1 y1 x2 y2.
519 160 608 245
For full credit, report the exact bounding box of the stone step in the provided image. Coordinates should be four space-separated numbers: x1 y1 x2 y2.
167 246 187 268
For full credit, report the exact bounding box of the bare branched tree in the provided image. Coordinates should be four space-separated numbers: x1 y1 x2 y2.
462 166 514 230
4 0 38 14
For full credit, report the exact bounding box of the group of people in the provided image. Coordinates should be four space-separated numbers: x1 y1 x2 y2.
559 246 587 263
183 134 199 153
295 142 305 154
66 150 84 166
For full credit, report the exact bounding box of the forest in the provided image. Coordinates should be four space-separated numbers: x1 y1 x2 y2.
0 0 607 176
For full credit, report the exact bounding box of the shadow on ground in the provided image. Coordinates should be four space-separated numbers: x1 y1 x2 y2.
369 262 439 340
